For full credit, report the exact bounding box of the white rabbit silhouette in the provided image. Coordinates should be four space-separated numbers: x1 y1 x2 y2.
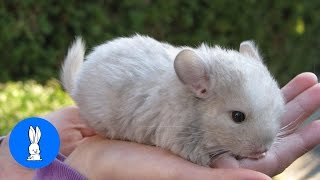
27 126 42 161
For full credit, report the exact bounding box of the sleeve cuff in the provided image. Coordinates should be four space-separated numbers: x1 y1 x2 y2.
33 153 87 180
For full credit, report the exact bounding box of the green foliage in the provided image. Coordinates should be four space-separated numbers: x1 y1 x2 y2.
0 80 73 135
0 1 319 85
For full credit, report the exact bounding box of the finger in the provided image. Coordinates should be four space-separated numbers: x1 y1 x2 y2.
281 72 318 103
79 126 96 137
64 106 96 137
240 120 320 176
238 153 280 176
181 168 271 180
281 84 320 127
296 120 320 152
273 120 320 173
210 154 240 168
48 106 96 137
70 136 271 180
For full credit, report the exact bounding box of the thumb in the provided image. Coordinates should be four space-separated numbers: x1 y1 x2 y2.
79 125 96 137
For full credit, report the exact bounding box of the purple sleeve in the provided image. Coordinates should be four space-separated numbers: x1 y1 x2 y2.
33 153 87 180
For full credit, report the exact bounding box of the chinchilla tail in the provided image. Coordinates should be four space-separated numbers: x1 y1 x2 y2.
60 37 85 96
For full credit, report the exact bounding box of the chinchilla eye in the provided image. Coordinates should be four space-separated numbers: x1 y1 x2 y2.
231 111 246 123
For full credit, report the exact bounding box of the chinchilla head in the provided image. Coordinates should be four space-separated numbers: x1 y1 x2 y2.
173 41 285 163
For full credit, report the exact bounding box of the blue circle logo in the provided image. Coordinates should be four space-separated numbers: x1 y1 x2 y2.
9 117 60 169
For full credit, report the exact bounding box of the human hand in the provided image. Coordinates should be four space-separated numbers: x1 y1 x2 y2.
65 136 270 180
0 106 95 179
213 72 320 176
43 106 95 156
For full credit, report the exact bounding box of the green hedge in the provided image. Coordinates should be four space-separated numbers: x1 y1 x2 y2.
1 1 319 85
0 80 73 135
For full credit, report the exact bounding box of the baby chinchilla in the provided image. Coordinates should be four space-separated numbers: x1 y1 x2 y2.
61 35 284 166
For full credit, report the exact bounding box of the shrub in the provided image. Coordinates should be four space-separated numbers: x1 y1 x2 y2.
0 1 319 84
0 80 73 135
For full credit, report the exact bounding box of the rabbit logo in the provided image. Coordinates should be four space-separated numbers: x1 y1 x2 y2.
9 117 60 169
27 126 42 161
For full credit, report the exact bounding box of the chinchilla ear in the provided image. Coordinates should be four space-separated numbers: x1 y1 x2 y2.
174 49 209 98
29 126 35 143
239 41 262 61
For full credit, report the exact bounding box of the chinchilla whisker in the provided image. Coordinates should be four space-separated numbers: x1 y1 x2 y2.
277 123 300 138
279 112 305 132
277 129 296 138
272 140 282 145
279 122 300 133
209 150 229 161
274 136 288 145
277 113 306 138
195 148 229 162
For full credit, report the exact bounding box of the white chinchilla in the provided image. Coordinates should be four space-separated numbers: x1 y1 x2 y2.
61 35 285 166
27 126 42 161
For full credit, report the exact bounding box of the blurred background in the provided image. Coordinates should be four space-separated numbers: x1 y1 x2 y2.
0 1 319 179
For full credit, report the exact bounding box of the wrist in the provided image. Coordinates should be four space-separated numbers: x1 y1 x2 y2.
0 134 35 179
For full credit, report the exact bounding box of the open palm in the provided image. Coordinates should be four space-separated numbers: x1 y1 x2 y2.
213 72 320 176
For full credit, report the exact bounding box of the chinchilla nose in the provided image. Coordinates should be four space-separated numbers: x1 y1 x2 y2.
257 127 277 148
253 135 273 153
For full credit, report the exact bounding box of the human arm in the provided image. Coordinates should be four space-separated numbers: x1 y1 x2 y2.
65 136 270 180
